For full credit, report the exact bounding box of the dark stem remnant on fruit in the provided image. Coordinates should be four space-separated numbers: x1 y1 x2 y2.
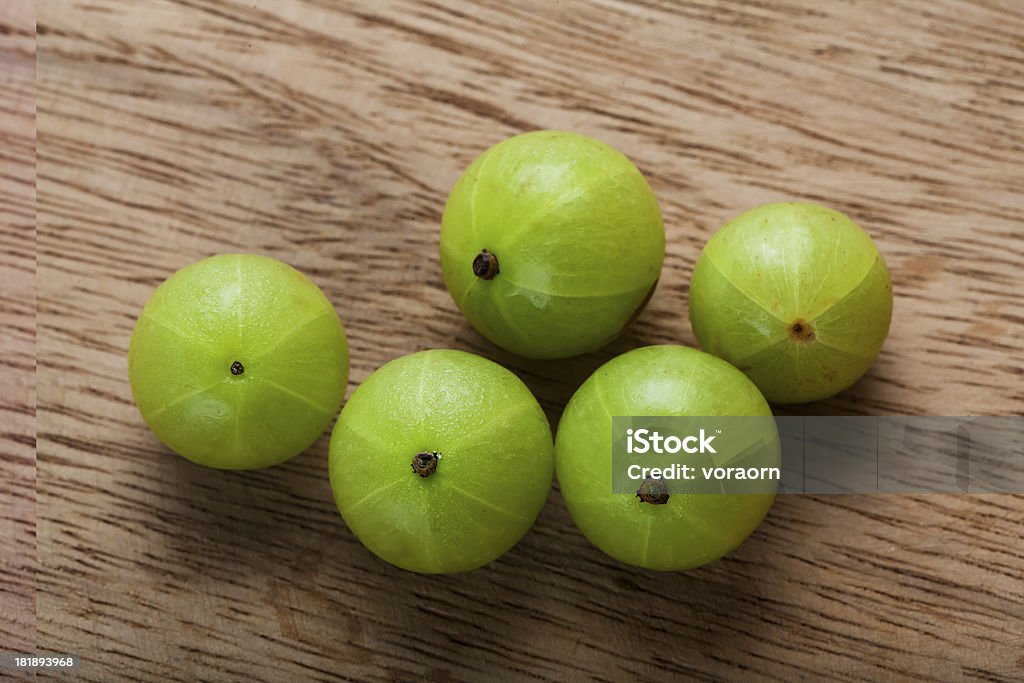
230 360 245 376
637 478 669 505
788 319 816 342
473 249 499 280
411 451 440 477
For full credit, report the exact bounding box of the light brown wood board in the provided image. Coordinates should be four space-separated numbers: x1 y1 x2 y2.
25 1 1024 681
0 0 38 662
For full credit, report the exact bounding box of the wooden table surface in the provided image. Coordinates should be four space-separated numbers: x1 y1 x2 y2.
0 0 37 662
17 0 1024 680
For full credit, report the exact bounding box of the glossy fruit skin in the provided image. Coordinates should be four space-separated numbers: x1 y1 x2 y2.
329 349 554 574
128 254 349 469
689 202 893 404
555 345 776 571
440 130 665 359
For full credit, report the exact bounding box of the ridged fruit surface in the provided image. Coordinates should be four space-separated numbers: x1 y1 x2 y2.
555 345 777 571
441 130 664 359
329 350 554 573
689 202 892 404
128 254 349 469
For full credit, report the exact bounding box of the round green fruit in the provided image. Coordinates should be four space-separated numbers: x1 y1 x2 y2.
689 202 893 404
329 349 554 573
440 130 665 359
555 345 776 571
128 254 349 469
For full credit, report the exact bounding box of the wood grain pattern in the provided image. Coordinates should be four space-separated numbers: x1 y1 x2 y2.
33 0 1024 680
0 0 37 658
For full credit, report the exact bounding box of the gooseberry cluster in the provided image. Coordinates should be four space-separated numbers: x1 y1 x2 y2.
129 131 893 573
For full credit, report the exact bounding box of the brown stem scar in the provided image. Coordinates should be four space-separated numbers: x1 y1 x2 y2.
230 360 245 375
411 451 440 477
788 319 816 342
472 250 499 280
637 478 669 505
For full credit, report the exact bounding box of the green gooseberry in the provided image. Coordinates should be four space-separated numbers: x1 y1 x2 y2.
689 202 893 404
555 345 777 571
329 349 554 573
128 254 349 469
440 130 665 359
